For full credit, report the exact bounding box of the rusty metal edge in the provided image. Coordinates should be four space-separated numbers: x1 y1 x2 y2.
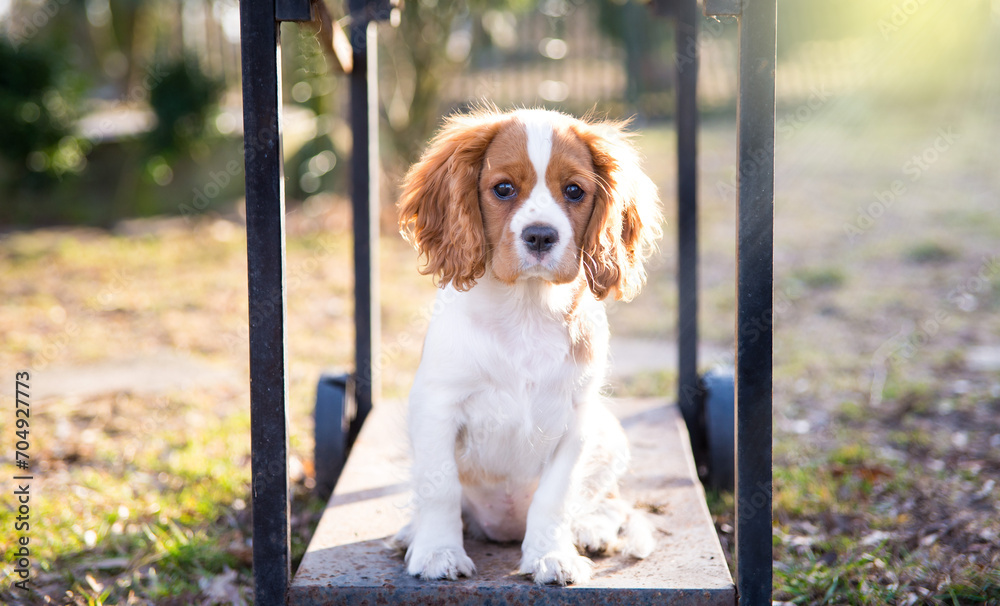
288 585 735 606
704 0 741 17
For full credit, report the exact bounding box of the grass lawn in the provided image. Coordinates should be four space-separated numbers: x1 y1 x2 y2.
2 98 1000 604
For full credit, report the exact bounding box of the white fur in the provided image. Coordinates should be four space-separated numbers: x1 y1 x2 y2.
395 111 654 586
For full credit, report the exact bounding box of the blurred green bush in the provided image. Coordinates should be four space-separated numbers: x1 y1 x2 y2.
0 36 237 227
147 57 223 158
0 37 88 185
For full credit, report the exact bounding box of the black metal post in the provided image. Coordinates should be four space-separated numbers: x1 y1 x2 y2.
348 0 380 441
675 0 704 470
734 0 776 604
240 0 290 603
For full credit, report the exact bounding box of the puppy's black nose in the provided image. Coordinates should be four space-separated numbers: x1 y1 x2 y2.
521 224 559 254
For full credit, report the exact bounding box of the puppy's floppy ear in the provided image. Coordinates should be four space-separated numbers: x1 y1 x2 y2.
398 112 506 291
574 119 663 302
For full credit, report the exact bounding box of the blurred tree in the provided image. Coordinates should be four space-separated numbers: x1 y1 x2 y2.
108 0 139 76
379 0 533 167
593 0 662 116
380 0 469 166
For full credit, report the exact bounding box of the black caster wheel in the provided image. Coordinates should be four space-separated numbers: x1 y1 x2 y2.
702 367 735 492
314 372 354 500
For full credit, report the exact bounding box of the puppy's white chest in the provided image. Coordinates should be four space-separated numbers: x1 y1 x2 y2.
470 347 572 433
489 315 572 399
457 301 576 472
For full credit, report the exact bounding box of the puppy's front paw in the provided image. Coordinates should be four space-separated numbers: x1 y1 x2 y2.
519 550 593 586
406 545 475 580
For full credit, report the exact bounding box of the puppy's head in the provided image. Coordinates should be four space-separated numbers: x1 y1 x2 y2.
398 108 662 301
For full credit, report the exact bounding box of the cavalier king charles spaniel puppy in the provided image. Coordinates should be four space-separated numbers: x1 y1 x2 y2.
393 108 663 585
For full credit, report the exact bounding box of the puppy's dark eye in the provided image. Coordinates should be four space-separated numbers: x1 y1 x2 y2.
564 183 584 202
493 182 516 200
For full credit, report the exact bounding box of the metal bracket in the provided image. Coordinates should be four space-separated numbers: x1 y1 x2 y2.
276 0 314 22
704 0 741 17
349 0 395 24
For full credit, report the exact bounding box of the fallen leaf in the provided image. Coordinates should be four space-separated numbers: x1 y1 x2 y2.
199 566 247 606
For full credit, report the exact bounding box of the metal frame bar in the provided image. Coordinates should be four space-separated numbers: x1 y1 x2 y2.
348 0 380 443
733 1 776 604
240 0 292 604
697 0 776 603
675 0 704 473
241 1 385 603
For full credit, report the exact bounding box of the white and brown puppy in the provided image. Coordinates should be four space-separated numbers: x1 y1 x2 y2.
394 108 663 585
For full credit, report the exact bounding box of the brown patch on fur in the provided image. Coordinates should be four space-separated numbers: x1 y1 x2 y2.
570 120 663 301
455 428 512 485
398 111 510 291
456 462 509 487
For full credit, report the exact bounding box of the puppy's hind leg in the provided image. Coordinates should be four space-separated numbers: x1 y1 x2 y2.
571 497 627 555
388 521 414 556
570 402 655 559
571 496 655 559
618 505 655 559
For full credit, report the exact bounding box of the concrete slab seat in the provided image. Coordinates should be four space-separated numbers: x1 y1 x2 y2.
291 398 735 605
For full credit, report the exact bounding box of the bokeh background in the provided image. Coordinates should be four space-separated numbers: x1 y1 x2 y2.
2 0 999 604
